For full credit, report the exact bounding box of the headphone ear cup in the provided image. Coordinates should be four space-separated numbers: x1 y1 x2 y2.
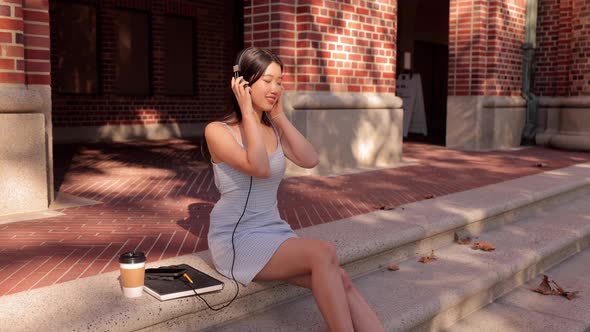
236 47 251 76
236 50 244 71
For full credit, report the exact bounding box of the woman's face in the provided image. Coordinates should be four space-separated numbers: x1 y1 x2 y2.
249 61 283 112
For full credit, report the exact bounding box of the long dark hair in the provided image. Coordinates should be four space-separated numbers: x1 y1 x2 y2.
201 47 284 160
222 47 284 126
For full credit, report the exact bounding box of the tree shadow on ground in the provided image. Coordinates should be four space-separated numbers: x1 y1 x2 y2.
52 138 208 193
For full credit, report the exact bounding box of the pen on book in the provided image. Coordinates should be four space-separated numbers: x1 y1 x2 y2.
183 273 193 284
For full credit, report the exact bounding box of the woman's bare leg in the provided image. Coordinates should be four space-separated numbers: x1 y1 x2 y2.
254 238 354 332
289 269 385 332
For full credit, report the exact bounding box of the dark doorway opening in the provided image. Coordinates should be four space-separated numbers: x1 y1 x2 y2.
396 0 450 146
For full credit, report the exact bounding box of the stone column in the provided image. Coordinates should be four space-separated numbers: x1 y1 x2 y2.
243 0 403 175
534 0 590 151
536 97 590 151
283 91 403 176
0 0 53 216
446 0 527 150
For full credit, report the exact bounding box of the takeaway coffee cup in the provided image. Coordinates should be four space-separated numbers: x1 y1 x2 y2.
119 251 147 298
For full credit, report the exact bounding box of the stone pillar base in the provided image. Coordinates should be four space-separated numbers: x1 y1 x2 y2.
446 96 526 151
536 96 590 152
282 92 403 176
0 85 52 216
0 113 48 215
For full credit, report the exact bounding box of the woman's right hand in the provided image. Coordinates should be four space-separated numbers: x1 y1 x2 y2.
231 76 253 116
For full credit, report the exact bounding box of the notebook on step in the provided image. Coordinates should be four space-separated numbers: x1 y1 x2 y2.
143 264 224 301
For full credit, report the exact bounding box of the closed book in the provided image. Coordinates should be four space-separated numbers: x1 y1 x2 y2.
143 264 224 301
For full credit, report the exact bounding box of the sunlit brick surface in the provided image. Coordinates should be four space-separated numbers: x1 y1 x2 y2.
0 140 588 296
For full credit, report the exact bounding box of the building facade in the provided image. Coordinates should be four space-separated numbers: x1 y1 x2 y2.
0 0 588 216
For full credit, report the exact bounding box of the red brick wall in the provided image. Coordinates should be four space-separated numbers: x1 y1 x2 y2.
449 0 526 96
243 0 397 94
535 0 572 96
570 0 590 96
50 0 241 128
35 0 590 130
535 0 590 97
0 0 50 85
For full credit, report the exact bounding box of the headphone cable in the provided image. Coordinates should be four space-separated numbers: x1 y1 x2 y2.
188 176 253 311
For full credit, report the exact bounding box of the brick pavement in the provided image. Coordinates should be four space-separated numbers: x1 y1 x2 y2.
0 140 588 296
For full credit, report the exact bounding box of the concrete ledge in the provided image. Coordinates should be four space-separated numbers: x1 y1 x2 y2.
53 122 206 143
480 95 527 108
1 163 589 331
483 248 590 330
215 172 590 331
49 192 101 210
413 214 590 332
538 95 590 108
285 91 403 111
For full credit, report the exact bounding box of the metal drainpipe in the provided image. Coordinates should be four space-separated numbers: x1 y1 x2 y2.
521 0 539 144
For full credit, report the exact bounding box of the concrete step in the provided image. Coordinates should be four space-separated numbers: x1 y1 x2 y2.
0 163 589 332
213 184 590 332
445 246 590 332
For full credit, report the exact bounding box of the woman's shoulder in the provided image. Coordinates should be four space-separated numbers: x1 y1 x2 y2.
206 121 231 135
206 120 239 133
205 121 242 149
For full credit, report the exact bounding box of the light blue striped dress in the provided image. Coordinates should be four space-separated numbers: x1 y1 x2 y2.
208 122 298 286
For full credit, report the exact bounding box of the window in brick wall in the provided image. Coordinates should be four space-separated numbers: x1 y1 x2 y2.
51 3 98 94
114 9 150 95
164 16 195 95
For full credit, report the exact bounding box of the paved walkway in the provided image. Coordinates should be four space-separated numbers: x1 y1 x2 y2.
0 141 588 296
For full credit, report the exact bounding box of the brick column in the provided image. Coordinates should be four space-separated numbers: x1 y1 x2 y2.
244 0 396 93
23 0 50 85
447 0 528 150
0 0 24 84
535 0 590 151
536 0 572 97
243 1 297 89
0 0 53 216
449 0 526 96
570 0 590 96
244 0 403 176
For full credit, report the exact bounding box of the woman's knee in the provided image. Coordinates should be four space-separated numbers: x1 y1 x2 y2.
339 268 354 291
311 240 339 267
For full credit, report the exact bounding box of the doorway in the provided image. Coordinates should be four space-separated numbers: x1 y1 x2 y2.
397 0 450 145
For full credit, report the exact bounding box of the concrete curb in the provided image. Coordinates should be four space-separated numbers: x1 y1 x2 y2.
1 163 589 331
212 186 590 332
445 247 590 332
411 214 590 332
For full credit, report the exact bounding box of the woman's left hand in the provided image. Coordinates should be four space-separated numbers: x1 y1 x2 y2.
269 90 284 120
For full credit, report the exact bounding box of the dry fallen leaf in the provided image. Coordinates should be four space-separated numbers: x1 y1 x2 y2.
551 279 580 300
472 241 495 251
454 232 472 245
387 264 400 271
419 250 437 263
534 275 555 295
532 275 579 300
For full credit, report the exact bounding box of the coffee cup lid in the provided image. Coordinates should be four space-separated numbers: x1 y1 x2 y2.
119 251 146 264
